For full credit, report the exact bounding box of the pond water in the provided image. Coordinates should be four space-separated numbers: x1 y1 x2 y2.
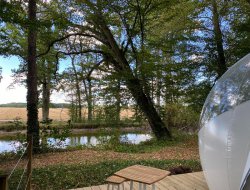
0 133 152 153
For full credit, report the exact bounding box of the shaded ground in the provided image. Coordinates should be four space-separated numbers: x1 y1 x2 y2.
0 145 199 171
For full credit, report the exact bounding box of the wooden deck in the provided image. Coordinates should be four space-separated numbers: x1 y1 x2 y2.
71 172 208 190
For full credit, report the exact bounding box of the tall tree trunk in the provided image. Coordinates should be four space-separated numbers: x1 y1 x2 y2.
156 71 161 109
42 80 50 122
71 56 82 121
126 77 171 139
115 79 121 121
96 15 172 139
212 0 227 77
87 79 93 121
83 79 93 121
27 0 39 151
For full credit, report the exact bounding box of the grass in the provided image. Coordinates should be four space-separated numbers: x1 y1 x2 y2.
0 129 197 157
97 131 197 153
0 120 142 132
8 159 201 190
2 130 199 189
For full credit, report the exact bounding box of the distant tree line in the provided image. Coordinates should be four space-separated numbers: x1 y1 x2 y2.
0 102 70 108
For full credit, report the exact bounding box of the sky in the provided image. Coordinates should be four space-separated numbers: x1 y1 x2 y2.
0 56 68 104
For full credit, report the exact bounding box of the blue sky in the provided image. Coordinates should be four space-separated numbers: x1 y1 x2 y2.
0 56 68 104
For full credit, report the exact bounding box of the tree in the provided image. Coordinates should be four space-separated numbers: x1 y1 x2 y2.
39 56 58 122
42 0 172 139
1 1 62 124
81 0 172 139
211 0 227 77
27 0 39 151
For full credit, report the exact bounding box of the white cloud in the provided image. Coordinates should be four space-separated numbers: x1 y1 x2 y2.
51 89 67 104
0 74 67 104
0 75 26 104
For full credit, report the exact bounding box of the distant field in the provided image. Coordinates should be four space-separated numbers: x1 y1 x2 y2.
0 107 70 121
0 107 134 122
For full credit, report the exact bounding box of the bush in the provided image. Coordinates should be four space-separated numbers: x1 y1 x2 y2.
164 103 200 132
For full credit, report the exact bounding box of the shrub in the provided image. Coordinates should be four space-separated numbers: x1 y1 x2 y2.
164 103 200 132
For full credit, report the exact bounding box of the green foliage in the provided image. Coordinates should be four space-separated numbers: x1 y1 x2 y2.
0 103 27 108
0 102 69 108
101 131 197 153
8 160 201 190
164 103 200 132
0 118 26 132
1 0 250 140
40 124 71 151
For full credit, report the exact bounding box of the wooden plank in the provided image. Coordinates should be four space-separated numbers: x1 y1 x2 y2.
98 184 107 190
187 173 207 185
82 187 92 190
71 172 208 190
91 185 101 190
170 175 204 190
124 181 136 190
164 176 192 190
160 177 183 190
194 172 207 182
174 173 207 190
106 175 127 183
115 165 170 184
183 174 208 189
156 180 178 190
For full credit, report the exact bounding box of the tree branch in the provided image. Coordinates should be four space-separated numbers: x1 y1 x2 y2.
37 32 105 58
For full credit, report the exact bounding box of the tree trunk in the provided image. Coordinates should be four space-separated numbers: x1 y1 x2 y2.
115 79 121 121
156 70 161 109
87 79 93 121
83 79 93 121
212 0 227 77
126 77 171 139
71 56 82 121
96 15 172 139
42 80 50 122
27 0 39 151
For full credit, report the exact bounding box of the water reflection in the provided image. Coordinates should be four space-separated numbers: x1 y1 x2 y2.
200 54 250 127
0 133 152 153
0 140 23 153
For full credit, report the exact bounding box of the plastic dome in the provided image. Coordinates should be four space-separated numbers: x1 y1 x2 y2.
199 53 250 190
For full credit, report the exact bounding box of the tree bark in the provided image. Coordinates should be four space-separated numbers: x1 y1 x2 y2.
126 77 171 139
42 80 50 122
83 78 93 121
27 0 39 151
156 70 161 108
96 14 172 139
115 79 121 121
70 56 82 121
87 79 93 121
212 0 227 77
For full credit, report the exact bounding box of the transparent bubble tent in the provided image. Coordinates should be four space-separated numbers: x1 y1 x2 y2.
199 53 250 190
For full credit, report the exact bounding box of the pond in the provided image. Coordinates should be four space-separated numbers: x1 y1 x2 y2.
0 133 152 153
